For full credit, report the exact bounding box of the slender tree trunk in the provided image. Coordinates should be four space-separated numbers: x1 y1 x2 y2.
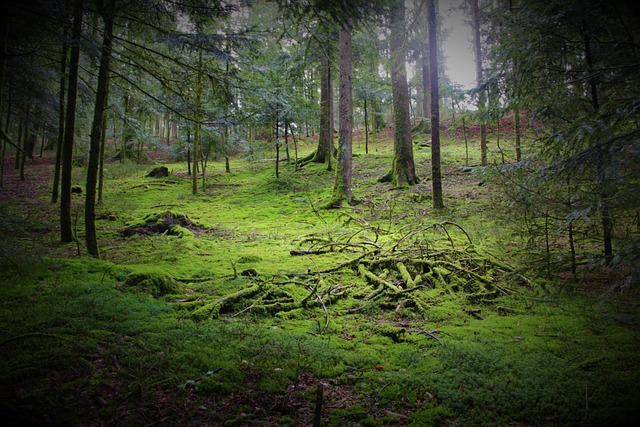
15 117 22 170
192 51 203 195
299 46 333 167
327 25 353 207
274 117 280 179
186 127 191 175
472 0 487 166
364 98 369 154
380 0 417 185
581 9 612 265
428 0 443 208
463 115 469 165
224 51 231 173
0 1 7 188
420 39 431 132
288 121 299 169
85 0 115 258
60 0 84 243
97 113 107 203
19 104 34 181
329 67 335 159
317 53 332 164
514 108 521 162
120 96 129 163
51 33 69 203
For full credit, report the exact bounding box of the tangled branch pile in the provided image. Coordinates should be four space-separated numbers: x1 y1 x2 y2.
186 222 530 321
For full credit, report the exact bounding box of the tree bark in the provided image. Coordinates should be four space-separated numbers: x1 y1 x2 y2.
313 50 332 165
420 0 431 132
51 29 68 203
471 0 487 166
85 0 115 258
192 51 203 195
380 0 417 186
60 0 85 243
0 1 7 188
428 0 443 208
327 25 353 207
514 108 521 162
420 39 431 130
581 9 612 265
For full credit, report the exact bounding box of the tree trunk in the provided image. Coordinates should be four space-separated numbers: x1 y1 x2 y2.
420 1 431 133
420 37 431 132
85 0 115 258
97 112 107 203
316 52 332 164
581 11 613 265
19 104 35 181
192 51 203 195
428 0 443 208
471 0 487 166
514 107 521 162
0 1 7 188
380 0 417 186
186 126 191 175
327 25 353 207
60 0 84 243
364 98 369 154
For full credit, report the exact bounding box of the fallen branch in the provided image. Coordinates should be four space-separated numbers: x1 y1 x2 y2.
415 329 445 346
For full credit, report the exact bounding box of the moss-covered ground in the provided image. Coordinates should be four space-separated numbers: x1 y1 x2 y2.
1 124 638 426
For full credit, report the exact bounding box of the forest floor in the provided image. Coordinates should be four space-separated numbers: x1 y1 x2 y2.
1 122 639 426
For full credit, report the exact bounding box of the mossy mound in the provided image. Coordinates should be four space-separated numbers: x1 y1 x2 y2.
123 271 182 297
121 211 204 238
146 166 170 177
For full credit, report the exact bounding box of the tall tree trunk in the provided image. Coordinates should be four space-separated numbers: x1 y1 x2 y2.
364 98 369 154
0 1 7 188
420 38 431 131
97 112 107 203
514 108 521 162
60 0 84 243
471 0 487 166
85 0 115 258
192 51 203 195
428 0 443 208
327 25 353 207
186 126 191 175
420 1 431 133
581 10 612 265
304 51 333 166
380 0 417 185
19 104 33 181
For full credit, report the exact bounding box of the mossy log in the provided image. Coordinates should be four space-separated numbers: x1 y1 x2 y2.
182 225 528 320
358 264 402 293
191 284 262 321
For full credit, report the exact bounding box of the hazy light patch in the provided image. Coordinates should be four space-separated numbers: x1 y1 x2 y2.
440 0 475 90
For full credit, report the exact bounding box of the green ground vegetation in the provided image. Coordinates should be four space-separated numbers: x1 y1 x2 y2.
1 125 638 426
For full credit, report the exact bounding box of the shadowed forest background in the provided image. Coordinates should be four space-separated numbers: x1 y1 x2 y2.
0 0 639 426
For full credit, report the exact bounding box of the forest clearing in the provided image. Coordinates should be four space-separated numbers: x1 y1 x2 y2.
1 123 639 426
1 0 639 425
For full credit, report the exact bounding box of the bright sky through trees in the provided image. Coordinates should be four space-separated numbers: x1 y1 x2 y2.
440 0 475 89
